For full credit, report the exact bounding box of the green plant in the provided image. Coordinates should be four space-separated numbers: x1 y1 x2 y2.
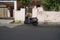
18 0 30 6
41 0 60 11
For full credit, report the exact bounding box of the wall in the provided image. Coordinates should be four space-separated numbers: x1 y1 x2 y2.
32 6 37 17
13 5 60 25
14 8 25 22
37 11 60 24
32 6 60 25
32 6 44 17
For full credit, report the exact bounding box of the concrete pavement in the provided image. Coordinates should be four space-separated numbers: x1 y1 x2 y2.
0 19 13 24
0 19 23 28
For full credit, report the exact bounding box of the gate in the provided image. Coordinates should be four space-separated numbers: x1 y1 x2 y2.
0 8 8 17
25 8 32 17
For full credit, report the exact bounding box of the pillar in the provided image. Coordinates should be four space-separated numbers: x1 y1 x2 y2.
32 6 37 17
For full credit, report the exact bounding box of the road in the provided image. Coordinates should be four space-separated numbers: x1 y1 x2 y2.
0 24 60 40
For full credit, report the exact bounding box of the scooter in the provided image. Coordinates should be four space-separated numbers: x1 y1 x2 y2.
30 17 38 25
24 17 38 25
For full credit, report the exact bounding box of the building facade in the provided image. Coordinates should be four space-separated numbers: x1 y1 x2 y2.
0 0 44 23
0 1 15 19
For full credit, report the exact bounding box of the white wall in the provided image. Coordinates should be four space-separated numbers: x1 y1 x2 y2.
14 8 25 22
37 7 44 12
32 6 60 24
13 5 60 25
37 11 60 23
13 1 25 23
32 6 37 17
14 1 17 10
32 6 44 18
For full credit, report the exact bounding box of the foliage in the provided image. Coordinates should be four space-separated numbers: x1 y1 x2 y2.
19 0 30 6
41 0 60 11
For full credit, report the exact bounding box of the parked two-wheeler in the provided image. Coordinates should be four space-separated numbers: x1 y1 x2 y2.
24 17 38 25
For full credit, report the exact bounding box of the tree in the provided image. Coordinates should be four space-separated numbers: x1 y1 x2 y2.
41 0 60 11
19 0 30 7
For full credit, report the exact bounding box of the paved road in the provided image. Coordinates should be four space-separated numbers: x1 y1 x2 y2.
0 24 60 40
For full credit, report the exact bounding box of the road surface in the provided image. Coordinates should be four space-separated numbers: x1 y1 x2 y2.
0 24 60 40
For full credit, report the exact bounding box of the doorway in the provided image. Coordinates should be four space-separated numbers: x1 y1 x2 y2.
24 7 32 23
25 7 32 18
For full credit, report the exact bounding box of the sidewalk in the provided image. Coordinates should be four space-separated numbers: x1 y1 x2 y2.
0 19 13 24
0 19 23 28
0 24 22 28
